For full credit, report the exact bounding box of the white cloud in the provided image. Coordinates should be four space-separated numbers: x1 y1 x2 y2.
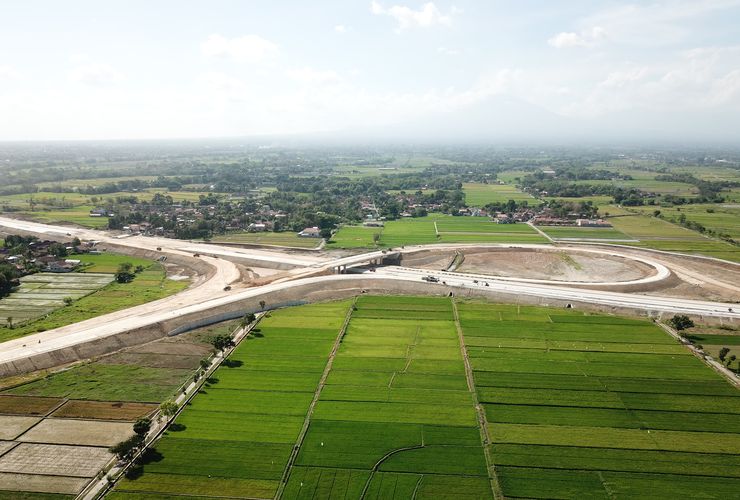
577 0 740 46
68 63 122 86
201 34 278 63
548 26 606 48
334 24 348 33
0 65 21 81
286 67 341 84
371 1 456 31
437 47 460 56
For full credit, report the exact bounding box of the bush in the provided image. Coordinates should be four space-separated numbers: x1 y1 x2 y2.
668 314 694 331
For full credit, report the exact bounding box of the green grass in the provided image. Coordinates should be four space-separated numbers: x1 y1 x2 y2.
5 363 192 402
463 182 539 206
328 225 381 249
71 253 154 273
631 204 740 240
0 258 187 341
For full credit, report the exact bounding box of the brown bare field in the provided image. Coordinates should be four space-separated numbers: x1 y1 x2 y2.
97 352 204 369
17 418 133 447
0 416 41 440
0 442 16 458
0 443 111 477
0 395 63 416
0 471 87 495
52 400 156 421
457 249 654 282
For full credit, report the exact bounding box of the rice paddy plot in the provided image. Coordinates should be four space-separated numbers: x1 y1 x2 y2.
463 182 539 206
0 272 112 326
112 301 352 500
381 214 548 246
457 300 740 499
295 295 492 499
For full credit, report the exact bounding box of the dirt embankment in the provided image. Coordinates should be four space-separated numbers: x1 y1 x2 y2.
404 248 655 283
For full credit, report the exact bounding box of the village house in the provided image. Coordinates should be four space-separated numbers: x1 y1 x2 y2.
298 227 321 238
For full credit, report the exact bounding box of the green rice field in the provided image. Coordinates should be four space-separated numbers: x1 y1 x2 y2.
463 183 539 206
330 214 549 249
112 297 739 499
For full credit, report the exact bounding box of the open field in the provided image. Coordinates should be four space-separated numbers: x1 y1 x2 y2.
110 296 740 499
463 182 539 206
292 295 491 499
604 210 740 262
210 231 320 249
630 204 740 241
331 214 548 248
113 301 352 499
328 226 381 249
0 256 188 342
536 225 634 241
0 272 113 327
0 322 223 497
457 301 740 498
114 297 493 499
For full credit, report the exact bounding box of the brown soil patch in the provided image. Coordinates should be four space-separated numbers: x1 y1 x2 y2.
97 352 202 369
129 341 210 356
0 443 111 477
0 395 63 416
0 442 16 458
17 418 133 447
455 249 654 282
51 400 157 421
0 416 41 440
0 472 87 495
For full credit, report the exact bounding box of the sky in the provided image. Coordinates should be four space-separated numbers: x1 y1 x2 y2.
1 0 739 143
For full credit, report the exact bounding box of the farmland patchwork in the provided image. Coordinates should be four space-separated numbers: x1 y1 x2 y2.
109 298 739 499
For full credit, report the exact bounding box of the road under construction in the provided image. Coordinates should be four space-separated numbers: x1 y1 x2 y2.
0 216 738 377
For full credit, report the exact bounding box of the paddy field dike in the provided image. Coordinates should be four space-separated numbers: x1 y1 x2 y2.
110 296 739 499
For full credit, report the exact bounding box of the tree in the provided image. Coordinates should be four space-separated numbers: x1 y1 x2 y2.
259 300 266 310
110 435 144 461
48 242 68 257
668 315 694 331
133 417 151 437
729 355 737 368
115 262 135 283
71 237 81 247
239 313 256 329
372 233 381 245
319 228 332 239
6 317 12 329
159 400 178 418
210 333 235 352
199 357 211 370
718 347 730 363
